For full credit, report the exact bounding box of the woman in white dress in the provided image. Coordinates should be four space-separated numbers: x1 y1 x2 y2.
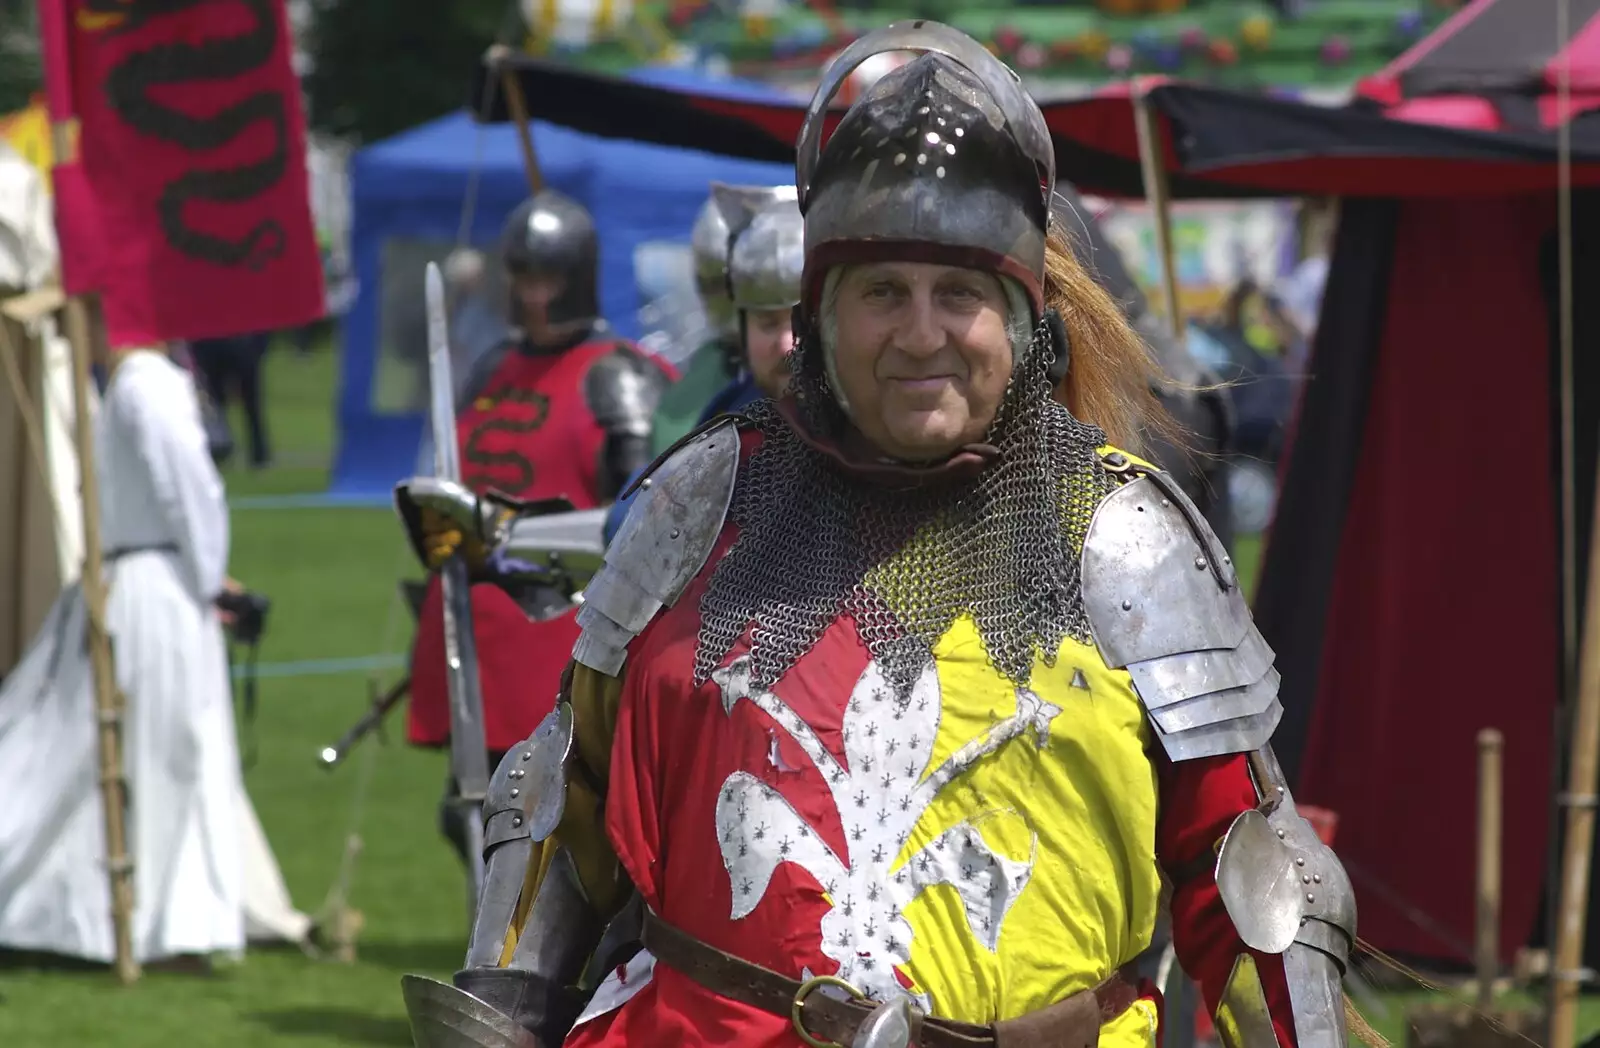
0 346 308 964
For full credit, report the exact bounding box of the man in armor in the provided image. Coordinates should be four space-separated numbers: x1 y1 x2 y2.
407 188 669 865
603 184 803 544
648 184 800 457
397 23 1354 1048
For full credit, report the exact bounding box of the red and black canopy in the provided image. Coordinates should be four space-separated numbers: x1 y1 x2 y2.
476 45 1600 200
1359 0 1600 130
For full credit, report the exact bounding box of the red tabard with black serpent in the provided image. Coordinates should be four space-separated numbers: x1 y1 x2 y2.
409 337 627 752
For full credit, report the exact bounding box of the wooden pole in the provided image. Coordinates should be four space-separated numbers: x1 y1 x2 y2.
1131 81 1185 348
1550 0 1587 1041
61 295 139 985
1550 446 1600 1048
7 310 34 662
1475 728 1503 1012
496 60 545 196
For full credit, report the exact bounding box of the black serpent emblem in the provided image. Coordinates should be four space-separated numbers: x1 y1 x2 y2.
463 388 552 496
89 0 288 269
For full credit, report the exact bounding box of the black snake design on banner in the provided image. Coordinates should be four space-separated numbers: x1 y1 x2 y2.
87 0 289 269
463 388 552 496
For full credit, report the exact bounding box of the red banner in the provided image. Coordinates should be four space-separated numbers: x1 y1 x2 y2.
38 0 324 346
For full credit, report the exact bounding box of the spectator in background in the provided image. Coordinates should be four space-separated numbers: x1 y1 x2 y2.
647 184 798 457
191 332 273 469
1273 253 1329 375
0 342 308 966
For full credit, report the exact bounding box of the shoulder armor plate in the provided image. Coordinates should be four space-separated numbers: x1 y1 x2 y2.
1081 469 1281 761
573 419 740 675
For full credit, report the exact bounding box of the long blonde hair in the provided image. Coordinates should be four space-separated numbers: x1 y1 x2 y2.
1042 226 1172 454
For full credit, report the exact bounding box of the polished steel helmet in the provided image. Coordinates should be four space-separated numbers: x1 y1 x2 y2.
500 188 599 328
718 191 804 313
691 184 797 336
795 20 1056 314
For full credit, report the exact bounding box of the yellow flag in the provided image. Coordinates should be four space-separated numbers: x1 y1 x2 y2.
0 98 53 185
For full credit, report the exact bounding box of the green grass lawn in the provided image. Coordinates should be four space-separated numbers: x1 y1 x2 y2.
0 341 1594 1046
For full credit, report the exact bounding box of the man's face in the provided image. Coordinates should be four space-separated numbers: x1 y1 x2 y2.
510 271 568 343
828 260 1014 461
744 307 795 399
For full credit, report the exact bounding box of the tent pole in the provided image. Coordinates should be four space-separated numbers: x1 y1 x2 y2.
1475 728 1503 1011
1132 82 1184 347
61 295 139 985
497 60 546 196
1549 0 1587 1041
6 310 33 662
1551 443 1600 1048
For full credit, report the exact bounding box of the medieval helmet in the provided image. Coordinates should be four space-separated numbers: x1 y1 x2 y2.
795 21 1056 317
717 190 805 314
500 189 599 330
691 184 797 338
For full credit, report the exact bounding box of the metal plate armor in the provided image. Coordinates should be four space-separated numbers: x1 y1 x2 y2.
1081 466 1281 762
1081 456 1354 1048
573 418 741 676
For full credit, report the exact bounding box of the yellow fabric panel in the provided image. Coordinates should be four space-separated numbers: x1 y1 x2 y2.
499 661 629 966
1097 443 1155 471
894 616 1161 1048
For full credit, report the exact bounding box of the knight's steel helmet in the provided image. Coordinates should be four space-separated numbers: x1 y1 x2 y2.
714 187 805 314
500 189 599 328
691 184 797 336
795 20 1056 317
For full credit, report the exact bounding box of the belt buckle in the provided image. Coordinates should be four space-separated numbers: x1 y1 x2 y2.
792 974 866 1048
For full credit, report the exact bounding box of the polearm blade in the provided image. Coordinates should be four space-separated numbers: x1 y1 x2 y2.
426 262 490 908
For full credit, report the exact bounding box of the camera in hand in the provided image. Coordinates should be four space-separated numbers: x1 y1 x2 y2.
217 589 271 646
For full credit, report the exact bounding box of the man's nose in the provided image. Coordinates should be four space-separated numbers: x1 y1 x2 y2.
895 296 943 358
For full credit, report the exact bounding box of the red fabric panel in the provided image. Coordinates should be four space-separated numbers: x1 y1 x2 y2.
1158 753 1296 1048
408 581 578 752
1387 96 1506 132
45 0 324 343
1297 197 1558 961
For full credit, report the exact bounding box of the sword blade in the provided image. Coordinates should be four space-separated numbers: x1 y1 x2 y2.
427 263 462 484
425 262 491 906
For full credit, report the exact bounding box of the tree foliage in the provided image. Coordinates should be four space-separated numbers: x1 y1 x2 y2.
0 0 42 115
304 0 515 144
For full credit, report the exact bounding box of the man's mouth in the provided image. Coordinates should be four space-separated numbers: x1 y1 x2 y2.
890 376 954 393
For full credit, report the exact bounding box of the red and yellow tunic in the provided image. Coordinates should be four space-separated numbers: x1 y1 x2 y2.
410 337 634 753
509 441 1299 1047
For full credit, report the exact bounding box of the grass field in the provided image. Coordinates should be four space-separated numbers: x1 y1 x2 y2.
0 342 1590 1047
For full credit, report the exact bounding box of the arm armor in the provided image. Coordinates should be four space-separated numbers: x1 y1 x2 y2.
586 348 670 499
1082 455 1354 1048
403 706 600 1048
573 418 740 676
585 347 668 494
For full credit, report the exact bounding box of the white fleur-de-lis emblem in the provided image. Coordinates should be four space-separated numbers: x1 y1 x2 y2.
712 654 1059 1007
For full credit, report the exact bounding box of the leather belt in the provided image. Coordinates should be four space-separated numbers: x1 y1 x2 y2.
640 908 1140 1048
104 542 179 561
